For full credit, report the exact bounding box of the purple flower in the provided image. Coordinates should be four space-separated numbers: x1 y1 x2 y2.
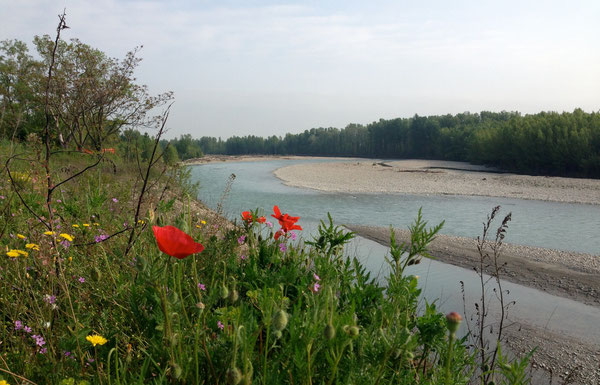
312 283 320 293
198 283 206 291
14 320 22 330
32 334 46 347
0 195 5 199
94 234 108 243
265 221 273 228
44 294 56 304
39 347 47 354
217 321 224 330
56 199 62 203
112 198 118 203
240 254 247 261
60 240 71 248
237 235 246 245
78 277 85 283
290 232 297 241
24 326 32 333
279 243 287 253
64 351 72 357
313 273 320 281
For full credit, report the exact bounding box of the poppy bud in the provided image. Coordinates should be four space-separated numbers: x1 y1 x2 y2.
241 374 252 385
347 326 359 338
446 312 462 335
226 367 242 385
324 323 336 340
272 310 288 331
229 289 239 303
273 330 282 339
406 352 414 360
220 285 230 300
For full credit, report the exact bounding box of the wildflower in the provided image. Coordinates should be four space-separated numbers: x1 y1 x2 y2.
44 294 56 304
271 205 302 240
6 250 20 258
0 195 4 199
201 220 206 225
279 243 287 252
17 234 26 240
312 283 320 293
68 256 73 262
86 334 108 346
266 221 273 228
72 224 80 228
217 321 224 330
152 225 204 259
112 198 118 203
59 233 74 242
60 240 71 249
240 254 247 261
43 231 55 236
237 235 246 245
198 283 206 291
39 347 47 354
83 223 90 227
14 320 22 330
25 243 40 251
137 219 145 225
56 199 62 203
0 380 8 385
93 223 100 226
24 326 32 333
196 302 205 310
78 277 85 283
94 234 108 243
290 232 297 241
31 334 46 347
313 273 320 281
241 211 253 223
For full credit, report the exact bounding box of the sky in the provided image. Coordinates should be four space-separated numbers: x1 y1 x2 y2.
2 0 599 139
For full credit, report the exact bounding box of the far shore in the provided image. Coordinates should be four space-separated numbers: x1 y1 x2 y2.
273 159 600 205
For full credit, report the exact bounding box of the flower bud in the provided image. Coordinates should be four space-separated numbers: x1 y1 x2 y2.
219 285 230 300
446 312 462 334
347 326 359 338
229 289 239 303
226 367 242 385
272 310 288 331
273 330 282 339
324 323 336 340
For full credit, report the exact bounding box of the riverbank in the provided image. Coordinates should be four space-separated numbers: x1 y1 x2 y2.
274 159 600 205
346 224 600 384
347 225 600 306
183 154 354 165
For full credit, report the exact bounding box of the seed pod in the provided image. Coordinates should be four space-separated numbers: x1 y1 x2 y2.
272 310 288 331
241 374 252 385
219 285 230 300
229 289 239 303
324 323 336 340
173 363 182 379
226 367 242 385
273 330 282 339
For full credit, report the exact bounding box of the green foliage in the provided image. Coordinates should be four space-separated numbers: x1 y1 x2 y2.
306 212 355 258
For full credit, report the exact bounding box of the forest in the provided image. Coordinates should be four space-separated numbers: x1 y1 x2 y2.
190 110 600 178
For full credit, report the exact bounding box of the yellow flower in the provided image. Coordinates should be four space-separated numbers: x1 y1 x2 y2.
43 231 56 236
68 256 73 262
137 220 145 224
83 224 90 227
201 220 207 225
6 250 20 258
25 243 40 251
86 334 108 346
0 379 9 385
17 234 26 240
72 224 80 228
93 223 100 226
59 233 74 242
16 250 28 257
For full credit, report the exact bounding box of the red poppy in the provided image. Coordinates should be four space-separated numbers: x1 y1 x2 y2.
271 205 302 239
152 225 204 259
256 216 266 224
242 211 253 223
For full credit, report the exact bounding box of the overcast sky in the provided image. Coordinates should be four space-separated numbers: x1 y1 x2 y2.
2 0 599 139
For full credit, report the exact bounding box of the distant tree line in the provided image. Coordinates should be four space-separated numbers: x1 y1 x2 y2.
183 110 600 177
